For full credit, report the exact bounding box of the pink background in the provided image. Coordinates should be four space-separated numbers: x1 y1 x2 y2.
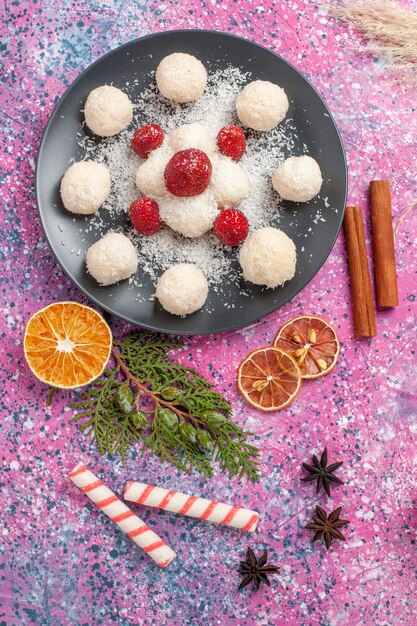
1 1 417 624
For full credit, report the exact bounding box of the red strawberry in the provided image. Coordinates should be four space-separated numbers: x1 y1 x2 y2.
129 198 162 235
213 208 249 247
217 126 246 161
164 149 212 197
131 124 164 158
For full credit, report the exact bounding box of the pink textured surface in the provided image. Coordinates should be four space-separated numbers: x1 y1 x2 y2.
1 1 417 625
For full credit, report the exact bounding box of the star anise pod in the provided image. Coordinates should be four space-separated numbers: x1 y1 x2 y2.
301 447 343 496
305 505 350 550
237 548 279 590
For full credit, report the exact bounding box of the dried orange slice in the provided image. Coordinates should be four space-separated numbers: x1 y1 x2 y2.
24 301 112 389
237 347 301 412
274 315 340 379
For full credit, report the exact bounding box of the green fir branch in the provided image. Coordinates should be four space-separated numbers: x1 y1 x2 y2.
68 332 260 481
116 332 213 391
143 410 214 477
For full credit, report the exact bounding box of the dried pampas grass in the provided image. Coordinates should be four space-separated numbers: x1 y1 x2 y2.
395 197 417 237
392 161 417 236
333 1 417 82
332 1 417 235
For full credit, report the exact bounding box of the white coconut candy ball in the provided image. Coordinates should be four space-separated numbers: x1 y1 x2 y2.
169 123 217 156
135 144 173 197
86 232 138 286
272 155 323 202
84 85 133 137
158 188 218 238
155 53 207 103
210 154 249 207
60 161 110 215
239 227 296 288
156 264 208 316
236 80 289 132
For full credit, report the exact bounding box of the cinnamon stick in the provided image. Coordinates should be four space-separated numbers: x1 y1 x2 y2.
370 180 398 308
344 206 377 338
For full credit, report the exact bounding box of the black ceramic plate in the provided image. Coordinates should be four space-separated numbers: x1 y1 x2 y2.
36 30 347 335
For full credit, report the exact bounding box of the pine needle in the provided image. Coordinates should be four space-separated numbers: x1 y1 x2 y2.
333 1 417 81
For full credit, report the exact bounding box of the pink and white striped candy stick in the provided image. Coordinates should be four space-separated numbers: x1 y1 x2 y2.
124 481 260 532
68 463 176 567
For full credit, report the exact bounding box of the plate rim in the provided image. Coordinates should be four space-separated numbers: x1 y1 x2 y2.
35 29 347 336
